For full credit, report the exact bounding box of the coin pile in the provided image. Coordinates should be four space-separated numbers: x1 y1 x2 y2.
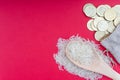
83 3 120 41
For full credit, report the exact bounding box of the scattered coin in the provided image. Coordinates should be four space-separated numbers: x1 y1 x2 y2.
91 21 98 31
112 5 120 17
97 5 110 17
83 3 94 10
114 17 120 26
108 21 116 33
97 20 109 31
95 31 106 41
104 9 116 21
83 3 120 41
83 4 96 17
87 19 94 31
93 17 104 27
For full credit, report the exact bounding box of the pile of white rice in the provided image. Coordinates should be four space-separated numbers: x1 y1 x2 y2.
66 40 95 66
53 35 113 80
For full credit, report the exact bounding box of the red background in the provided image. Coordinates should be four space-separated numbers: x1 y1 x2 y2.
0 0 120 80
